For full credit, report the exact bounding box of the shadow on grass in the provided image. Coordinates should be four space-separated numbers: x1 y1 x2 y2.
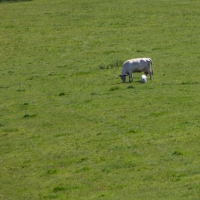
0 0 32 3
116 81 142 85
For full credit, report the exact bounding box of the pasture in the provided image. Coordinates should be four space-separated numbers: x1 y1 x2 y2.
1 0 200 199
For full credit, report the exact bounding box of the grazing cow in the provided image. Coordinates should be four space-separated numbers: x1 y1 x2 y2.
118 58 153 83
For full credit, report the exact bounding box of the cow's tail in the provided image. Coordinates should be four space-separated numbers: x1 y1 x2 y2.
150 58 153 75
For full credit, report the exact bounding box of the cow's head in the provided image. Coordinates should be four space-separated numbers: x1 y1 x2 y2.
118 74 128 83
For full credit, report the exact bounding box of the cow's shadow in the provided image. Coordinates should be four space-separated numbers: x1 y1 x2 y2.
116 80 142 84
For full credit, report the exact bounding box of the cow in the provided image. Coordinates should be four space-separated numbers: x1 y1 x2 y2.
118 58 153 83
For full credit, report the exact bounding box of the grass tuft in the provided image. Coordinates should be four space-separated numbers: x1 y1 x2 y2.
109 86 120 91
172 151 183 156
98 59 123 69
127 85 135 89
52 186 65 192
59 92 65 96
23 114 37 118
181 81 199 85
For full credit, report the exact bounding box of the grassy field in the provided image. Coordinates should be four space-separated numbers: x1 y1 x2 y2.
1 0 200 199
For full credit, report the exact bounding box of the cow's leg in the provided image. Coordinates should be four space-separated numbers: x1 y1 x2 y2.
147 61 153 80
149 72 152 80
147 68 152 80
129 73 133 82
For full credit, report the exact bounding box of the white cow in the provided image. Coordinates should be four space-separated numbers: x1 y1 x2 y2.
118 58 153 83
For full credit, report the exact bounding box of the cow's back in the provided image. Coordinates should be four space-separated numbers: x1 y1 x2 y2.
127 58 149 71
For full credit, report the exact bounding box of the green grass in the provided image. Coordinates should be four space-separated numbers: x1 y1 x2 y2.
1 0 200 199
